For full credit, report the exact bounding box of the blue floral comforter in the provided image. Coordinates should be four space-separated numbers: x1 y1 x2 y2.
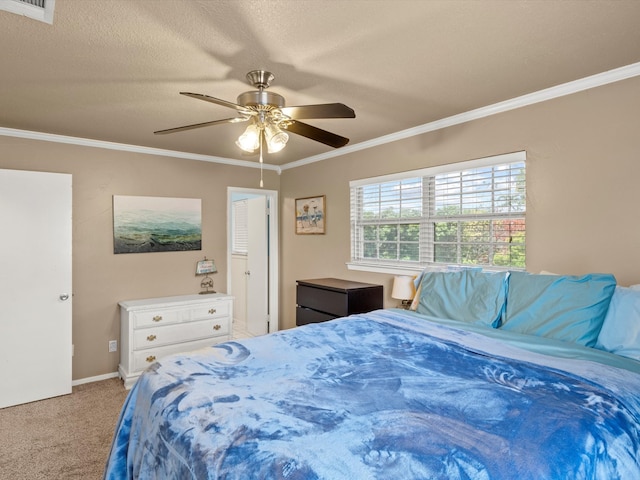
104 309 640 479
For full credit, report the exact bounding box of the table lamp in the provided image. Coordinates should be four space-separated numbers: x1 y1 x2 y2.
391 275 416 309
195 257 217 294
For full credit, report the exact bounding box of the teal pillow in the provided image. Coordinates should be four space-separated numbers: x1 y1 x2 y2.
595 286 640 360
415 270 508 328
502 272 616 347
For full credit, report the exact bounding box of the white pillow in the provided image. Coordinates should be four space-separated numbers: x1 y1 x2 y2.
539 270 559 275
595 286 640 361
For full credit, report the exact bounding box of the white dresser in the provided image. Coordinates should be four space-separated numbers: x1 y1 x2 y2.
119 293 233 389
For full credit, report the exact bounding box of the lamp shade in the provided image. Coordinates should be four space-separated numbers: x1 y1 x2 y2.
265 123 289 153
236 123 260 152
195 259 217 275
391 275 416 300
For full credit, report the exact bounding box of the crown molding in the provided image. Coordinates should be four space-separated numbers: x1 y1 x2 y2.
2 61 639 172
281 61 640 170
0 127 282 173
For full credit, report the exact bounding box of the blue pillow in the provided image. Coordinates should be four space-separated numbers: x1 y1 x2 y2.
595 286 640 361
415 270 508 328
501 272 616 347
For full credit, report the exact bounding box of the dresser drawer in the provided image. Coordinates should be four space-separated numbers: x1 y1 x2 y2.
132 300 231 329
132 337 226 372
190 300 231 321
133 318 230 350
133 307 185 328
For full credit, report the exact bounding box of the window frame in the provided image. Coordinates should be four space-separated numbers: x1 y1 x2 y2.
348 151 526 275
0 0 55 24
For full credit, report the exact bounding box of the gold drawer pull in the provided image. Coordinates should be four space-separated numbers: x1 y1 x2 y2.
146 355 156 363
147 334 157 341
208 308 217 314
152 315 162 322
213 324 221 331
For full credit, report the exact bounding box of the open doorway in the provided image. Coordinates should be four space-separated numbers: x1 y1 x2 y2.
227 187 279 338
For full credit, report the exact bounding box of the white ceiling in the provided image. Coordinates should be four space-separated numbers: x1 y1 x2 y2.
2 0 640 168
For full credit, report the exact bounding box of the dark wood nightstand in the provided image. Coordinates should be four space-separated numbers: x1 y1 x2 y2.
296 278 383 326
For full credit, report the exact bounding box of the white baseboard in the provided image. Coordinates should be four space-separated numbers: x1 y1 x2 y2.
72 371 120 387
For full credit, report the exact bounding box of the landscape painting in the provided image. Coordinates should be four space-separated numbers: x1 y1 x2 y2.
113 195 202 254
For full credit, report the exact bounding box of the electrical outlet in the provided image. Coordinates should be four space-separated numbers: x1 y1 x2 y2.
108 340 118 353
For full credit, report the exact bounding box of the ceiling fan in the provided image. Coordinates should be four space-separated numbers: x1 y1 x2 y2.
154 70 356 155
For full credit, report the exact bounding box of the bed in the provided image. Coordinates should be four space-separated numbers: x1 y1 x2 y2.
104 271 640 479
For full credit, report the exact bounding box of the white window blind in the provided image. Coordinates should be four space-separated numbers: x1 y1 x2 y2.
350 152 526 272
232 199 248 254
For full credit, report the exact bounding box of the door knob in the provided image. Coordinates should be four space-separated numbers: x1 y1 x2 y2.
59 294 70 301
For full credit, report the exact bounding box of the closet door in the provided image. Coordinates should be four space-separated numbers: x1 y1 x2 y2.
0 169 72 408
246 195 269 336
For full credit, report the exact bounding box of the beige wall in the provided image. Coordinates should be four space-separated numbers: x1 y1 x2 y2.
3 75 640 380
0 137 279 380
279 76 640 330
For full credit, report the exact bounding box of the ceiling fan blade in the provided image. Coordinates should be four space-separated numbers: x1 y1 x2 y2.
284 120 350 148
280 103 355 119
180 92 254 115
154 116 249 135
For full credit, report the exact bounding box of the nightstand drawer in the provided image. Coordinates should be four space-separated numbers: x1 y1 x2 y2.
296 306 337 325
133 318 229 350
297 285 348 316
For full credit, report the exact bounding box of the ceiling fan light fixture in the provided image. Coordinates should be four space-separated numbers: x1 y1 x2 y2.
265 123 289 153
157 69 354 165
236 122 260 152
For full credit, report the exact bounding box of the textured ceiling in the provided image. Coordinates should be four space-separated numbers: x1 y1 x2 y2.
2 0 640 167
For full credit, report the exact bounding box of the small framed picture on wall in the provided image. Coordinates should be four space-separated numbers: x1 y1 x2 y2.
295 195 325 235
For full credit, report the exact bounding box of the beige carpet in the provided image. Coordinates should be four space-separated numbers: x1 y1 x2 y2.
0 378 129 480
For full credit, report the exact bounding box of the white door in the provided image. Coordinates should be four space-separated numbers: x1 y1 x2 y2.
230 253 248 323
246 195 269 336
0 169 72 408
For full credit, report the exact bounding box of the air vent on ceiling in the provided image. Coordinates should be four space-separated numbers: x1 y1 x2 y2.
0 0 55 24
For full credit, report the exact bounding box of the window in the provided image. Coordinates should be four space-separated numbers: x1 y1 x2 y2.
349 152 525 273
